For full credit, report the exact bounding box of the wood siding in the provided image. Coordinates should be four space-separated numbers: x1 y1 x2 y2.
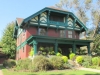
48 28 59 37
26 27 37 39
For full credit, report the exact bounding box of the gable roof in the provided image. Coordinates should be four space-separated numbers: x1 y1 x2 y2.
19 7 88 31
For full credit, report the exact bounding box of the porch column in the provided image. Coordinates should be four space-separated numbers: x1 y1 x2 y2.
87 43 91 55
55 41 58 54
72 42 76 54
32 40 38 55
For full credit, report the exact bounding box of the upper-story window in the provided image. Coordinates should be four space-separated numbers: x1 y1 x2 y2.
50 15 64 22
68 31 73 38
60 30 65 37
38 28 46 35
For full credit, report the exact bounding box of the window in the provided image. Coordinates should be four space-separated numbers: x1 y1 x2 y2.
68 31 72 38
60 30 65 37
50 15 64 22
38 28 46 35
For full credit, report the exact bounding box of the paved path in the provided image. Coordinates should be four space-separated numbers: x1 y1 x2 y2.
78 67 100 73
0 64 3 75
0 69 3 75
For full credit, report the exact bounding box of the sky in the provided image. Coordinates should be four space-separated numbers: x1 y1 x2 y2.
0 0 59 39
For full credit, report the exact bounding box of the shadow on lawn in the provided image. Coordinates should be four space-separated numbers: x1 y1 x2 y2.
28 73 66 75
85 74 100 75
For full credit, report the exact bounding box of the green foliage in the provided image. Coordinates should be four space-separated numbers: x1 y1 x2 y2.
15 58 32 71
29 48 34 56
48 47 55 55
58 48 62 53
33 55 51 71
3 59 16 68
1 22 16 58
92 57 99 66
39 47 44 51
39 46 55 55
62 56 68 63
82 56 92 68
50 56 64 70
76 56 83 64
56 52 62 56
69 53 75 60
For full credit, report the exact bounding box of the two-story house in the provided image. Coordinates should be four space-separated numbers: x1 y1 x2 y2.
13 7 92 60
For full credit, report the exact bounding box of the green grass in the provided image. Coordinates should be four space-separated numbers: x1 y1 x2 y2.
1 69 100 75
0 65 100 75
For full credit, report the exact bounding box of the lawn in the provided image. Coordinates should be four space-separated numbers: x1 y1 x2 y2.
2 69 100 75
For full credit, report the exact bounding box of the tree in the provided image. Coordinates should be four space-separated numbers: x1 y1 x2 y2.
56 0 100 55
56 0 100 37
0 22 16 59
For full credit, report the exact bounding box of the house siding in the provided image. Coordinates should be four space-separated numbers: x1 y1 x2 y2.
26 27 37 39
48 28 59 37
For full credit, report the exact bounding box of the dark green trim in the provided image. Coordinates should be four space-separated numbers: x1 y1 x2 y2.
87 43 91 55
20 7 88 31
27 35 92 46
32 40 38 55
72 42 76 54
55 40 58 54
16 41 27 50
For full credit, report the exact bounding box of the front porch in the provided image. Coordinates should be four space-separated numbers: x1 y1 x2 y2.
27 35 92 56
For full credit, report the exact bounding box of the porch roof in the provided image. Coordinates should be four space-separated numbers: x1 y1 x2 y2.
26 35 92 46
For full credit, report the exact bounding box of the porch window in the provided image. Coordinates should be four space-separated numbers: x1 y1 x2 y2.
50 15 64 22
60 30 65 37
38 28 46 35
68 31 72 38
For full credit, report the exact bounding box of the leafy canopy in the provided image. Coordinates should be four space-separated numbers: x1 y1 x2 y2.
0 22 16 59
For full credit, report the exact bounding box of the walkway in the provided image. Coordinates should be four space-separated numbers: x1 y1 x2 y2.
0 64 3 75
0 70 3 75
78 67 100 73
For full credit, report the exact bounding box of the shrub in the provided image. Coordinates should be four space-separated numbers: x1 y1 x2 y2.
98 57 100 66
82 56 92 67
56 52 62 56
50 56 64 70
33 55 51 71
15 58 32 71
3 59 16 68
29 48 34 56
69 53 75 60
76 56 83 65
92 57 99 66
62 56 68 63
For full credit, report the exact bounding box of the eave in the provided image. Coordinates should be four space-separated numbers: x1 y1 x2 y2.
19 7 88 31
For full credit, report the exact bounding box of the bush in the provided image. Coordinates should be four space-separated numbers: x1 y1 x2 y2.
29 48 34 56
33 55 51 71
69 53 75 60
56 52 62 56
76 56 83 65
98 57 100 66
92 57 99 66
3 59 16 68
50 56 64 70
62 56 68 63
15 58 32 71
82 56 92 67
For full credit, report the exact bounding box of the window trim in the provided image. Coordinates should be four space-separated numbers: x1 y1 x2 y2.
38 28 47 36
60 30 66 38
68 31 73 38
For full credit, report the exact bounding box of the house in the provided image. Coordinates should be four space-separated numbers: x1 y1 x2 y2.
13 6 92 60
